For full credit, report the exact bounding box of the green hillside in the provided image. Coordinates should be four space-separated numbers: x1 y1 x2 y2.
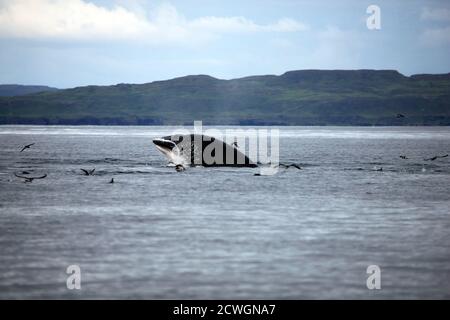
1 70 449 125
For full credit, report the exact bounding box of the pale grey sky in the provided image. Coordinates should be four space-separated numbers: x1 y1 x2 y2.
0 0 449 88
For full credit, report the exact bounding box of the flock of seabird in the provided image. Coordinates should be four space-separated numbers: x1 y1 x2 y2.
14 143 47 183
14 143 113 183
373 153 448 172
12 139 448 183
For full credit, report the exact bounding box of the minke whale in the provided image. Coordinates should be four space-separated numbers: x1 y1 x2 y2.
153 134 257 167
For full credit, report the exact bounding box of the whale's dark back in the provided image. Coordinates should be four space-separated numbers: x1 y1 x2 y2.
163 134 257 167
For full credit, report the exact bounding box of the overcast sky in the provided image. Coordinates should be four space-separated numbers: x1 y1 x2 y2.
0 0 449 88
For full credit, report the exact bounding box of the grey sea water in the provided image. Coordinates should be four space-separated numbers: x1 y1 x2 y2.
0 126 449 299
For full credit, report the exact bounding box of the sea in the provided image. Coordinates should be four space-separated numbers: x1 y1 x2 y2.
0 125 449 299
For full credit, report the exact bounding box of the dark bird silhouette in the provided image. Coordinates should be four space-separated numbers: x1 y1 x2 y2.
232 142 239 148
374 167 383 172
109 178 114 184
14 173 47 183
424 154 448 161
20 143 35 152
396 114 405 118
278 163 302 170
399 155 408 159
80 168 95 176
175 164 185 172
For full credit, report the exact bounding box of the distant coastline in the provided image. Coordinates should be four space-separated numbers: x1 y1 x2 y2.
1 69 449 126
0 120 449 126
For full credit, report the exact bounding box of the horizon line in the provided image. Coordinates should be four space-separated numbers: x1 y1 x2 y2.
2 68 450 90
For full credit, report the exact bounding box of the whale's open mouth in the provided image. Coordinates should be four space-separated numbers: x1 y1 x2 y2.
152 138 176 151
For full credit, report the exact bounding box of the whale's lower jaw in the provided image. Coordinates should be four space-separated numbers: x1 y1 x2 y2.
154 145 187 165
154 145 172 159
155 144 257 167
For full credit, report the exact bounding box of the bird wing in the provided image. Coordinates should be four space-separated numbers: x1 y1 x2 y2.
27 143 35 147
20 147 26 152
14 173 46 179
278 163 301 169
80 169 89 175
90 169 95 175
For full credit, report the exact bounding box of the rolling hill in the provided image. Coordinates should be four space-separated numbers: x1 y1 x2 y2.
1 70 449 125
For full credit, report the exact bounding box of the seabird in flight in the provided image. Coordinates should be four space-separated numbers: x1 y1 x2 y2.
20 143 35 152
14 173 47 183
278 163 302 170
424 154 448 161
80 168 95 176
